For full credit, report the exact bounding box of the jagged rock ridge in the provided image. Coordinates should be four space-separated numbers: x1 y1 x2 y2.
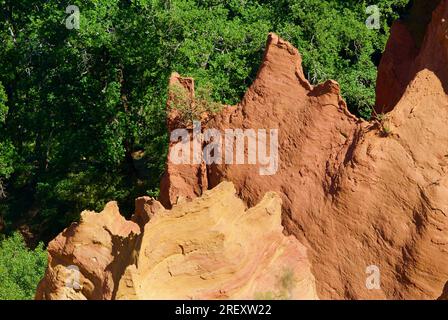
37 1 448 300
160 2 448 300
36 182 317 300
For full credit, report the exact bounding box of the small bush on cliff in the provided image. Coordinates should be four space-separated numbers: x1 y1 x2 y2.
169 83 223 126
0 232 47 300
255 268 297 300
371 107 392 137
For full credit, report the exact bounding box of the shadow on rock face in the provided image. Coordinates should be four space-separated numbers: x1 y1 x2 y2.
438 281 448 300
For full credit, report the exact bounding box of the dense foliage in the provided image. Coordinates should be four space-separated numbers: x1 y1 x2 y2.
0 232 47 299
0 0 411 243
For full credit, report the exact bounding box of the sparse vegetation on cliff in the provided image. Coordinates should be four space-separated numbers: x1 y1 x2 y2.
169 83 223 126
255 268 298 300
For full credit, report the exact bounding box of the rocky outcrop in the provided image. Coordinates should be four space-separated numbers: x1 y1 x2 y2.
117 182 317 300
35 202 140 300
160 1 448 300
36 182 317 300
159 74 209 209
37 0 448 301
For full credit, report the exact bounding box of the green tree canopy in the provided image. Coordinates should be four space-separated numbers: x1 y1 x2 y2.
0 232 47 300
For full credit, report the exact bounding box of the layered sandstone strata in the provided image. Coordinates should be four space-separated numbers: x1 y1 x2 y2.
36 182 317 300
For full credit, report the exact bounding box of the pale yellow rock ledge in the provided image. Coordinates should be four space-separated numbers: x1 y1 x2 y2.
37 181 318 300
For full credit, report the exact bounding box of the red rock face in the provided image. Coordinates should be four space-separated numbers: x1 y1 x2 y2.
36 0 448 301
160 2 448 300
375 21 419 114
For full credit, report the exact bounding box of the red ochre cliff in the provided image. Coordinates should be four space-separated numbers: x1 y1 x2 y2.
37 0 448 300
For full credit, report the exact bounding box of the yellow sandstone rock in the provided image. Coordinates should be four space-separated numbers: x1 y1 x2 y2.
36 182 317 300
